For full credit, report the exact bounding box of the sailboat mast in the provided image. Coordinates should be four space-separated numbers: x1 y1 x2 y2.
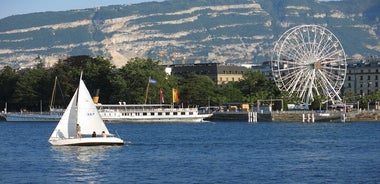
49 76 58 109
76 71 84 124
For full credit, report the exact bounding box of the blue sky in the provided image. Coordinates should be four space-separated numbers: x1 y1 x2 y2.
0 0 164 19
0 0 337 20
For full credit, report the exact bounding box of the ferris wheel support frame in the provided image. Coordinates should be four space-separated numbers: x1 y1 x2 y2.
271 25 347 109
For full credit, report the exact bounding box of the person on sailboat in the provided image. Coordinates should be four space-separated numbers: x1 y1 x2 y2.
76 124 82 138
102 131 107 138
92 131 97 137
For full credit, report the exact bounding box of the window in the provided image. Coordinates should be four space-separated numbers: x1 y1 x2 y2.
348 76 351 81
181 112 186 115
348 83 351 88
367 75 370 80
360 76 363 80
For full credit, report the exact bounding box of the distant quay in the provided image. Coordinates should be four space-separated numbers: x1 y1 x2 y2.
206 110 380 122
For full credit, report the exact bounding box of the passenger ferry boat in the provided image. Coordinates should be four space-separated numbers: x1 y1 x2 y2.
96 103 212 122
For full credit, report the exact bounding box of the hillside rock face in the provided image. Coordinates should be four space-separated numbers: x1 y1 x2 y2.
0 0 379 68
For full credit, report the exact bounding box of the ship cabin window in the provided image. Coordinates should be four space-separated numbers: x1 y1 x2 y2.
158 112 162 116
173 112 178 115
165 112 170 116
143 112 147 116
189 112 193 115
150 112 154 116
181 112 186 115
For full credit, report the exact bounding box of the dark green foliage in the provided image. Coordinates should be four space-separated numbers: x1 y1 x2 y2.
178 73 216 107
0 66 19 107
0 55 282 112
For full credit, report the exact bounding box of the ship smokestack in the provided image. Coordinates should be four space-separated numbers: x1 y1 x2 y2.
93 89 100 104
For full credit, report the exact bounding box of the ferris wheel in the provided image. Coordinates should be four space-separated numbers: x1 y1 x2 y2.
271 25 347 107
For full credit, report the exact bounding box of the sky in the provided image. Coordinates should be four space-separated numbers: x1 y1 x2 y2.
0 0 163 19
0 0 337 20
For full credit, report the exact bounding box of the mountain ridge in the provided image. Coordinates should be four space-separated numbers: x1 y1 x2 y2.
0 0 379 68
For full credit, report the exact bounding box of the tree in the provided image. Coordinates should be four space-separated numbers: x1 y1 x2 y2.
237 70 280 104
215 82 244 105
178 73 216 107
12 67 54 111
0 66 19 110
113 57 170 104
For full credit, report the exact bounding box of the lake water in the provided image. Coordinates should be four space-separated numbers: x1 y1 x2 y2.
0 121 379 183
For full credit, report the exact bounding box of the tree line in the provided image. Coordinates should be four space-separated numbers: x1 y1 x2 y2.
0 55 290 112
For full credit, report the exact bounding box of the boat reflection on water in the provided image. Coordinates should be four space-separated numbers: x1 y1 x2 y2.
50 146 123 182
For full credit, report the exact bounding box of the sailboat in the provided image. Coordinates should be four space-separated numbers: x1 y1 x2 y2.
2 76 65 122
49 73 124 146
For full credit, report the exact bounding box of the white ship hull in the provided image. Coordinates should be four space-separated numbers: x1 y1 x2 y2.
97 104 212 123
2 105 213 123
49 137 124 146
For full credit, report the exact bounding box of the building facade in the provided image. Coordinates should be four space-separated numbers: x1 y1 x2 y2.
169 63 249 85
344 57 380 95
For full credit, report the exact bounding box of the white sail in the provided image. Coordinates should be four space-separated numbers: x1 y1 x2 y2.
49 89 78 140
48 74 124 146
77 79 109 135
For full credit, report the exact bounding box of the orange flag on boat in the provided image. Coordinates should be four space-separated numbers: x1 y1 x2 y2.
159 89 164 104
172 88 179 103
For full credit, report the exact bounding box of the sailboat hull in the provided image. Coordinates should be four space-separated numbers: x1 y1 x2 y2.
49 137 124 146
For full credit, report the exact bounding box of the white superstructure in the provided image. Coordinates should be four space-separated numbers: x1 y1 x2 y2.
97 104 212 122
